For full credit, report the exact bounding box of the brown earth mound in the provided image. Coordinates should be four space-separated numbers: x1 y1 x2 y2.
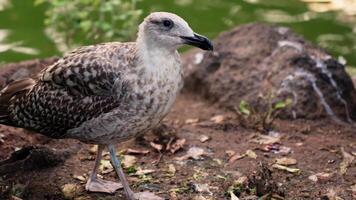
182 23 356 122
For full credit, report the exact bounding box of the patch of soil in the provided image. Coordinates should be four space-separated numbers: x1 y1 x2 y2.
0 92 355 200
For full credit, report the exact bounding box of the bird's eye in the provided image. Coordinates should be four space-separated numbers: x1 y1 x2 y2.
162 19 174 29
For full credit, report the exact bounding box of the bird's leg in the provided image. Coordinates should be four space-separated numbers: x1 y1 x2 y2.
108 144 136 200
85 144 122 194
108 145 164 200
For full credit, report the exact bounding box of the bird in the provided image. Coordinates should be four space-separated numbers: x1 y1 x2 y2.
0 12 213 199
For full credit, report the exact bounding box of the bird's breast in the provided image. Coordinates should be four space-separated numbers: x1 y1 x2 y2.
114 59 183 136
68 53 183 144
132 60 183 120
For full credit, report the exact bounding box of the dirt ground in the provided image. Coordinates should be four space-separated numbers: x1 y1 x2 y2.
0 91 355 200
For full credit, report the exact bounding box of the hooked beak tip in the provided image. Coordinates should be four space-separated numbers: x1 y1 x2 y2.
181 33 214 51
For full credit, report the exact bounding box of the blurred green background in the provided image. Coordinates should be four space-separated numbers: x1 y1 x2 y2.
0 0 356 67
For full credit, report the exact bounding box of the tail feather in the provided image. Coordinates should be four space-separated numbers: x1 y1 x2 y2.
0 78 36 126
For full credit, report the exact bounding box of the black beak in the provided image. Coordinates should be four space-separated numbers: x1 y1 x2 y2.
181 33 214 51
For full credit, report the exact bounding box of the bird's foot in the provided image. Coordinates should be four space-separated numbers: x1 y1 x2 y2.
133 191 164 200
85 178 123 194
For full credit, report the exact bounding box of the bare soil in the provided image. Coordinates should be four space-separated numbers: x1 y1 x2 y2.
0 92 355 200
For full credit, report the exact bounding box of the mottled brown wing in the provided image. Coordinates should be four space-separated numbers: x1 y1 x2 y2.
2 43 134 138
41 52 121 96
0 78 36 126
7 82 123 138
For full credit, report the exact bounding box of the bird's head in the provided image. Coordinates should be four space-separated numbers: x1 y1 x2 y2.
138 12 213 51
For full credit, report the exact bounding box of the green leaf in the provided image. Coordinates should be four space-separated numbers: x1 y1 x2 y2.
285 98 293 105
126 166 137 174
34 0 46 5
274 101 286 110
40 0 142 51
274 98 293 110
80 20 92 32
239 100 251 116
77 11 89 18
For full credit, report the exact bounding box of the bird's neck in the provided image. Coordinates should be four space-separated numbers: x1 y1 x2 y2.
136 36 179 75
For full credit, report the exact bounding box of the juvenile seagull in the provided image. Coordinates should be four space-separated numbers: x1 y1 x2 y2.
0 12 213 199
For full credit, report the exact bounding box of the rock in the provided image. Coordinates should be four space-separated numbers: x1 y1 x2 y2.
182 23 356 122
0 57 58 88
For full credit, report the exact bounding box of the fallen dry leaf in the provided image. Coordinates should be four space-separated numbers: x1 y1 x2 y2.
122 155 137 168
126 148 150 155
73 175 86 182
150 142 163 152
230 191 240 200
340 147 354 175
0 133 5 143
295 142 304 146
168 164 176 176
79 155 94 161
134 168 155 176
228 153 246 163
246 150 257 159
235 176 248 186
210 115 225 123
186 147 205 160
308 172 332 182
175 147 205 161
14 147 21 151
192 183 212 195
170 190 178 200
185 118 200 124
89 145 98 155
10 196 23 200
308 174 318 182
272 164 300 173
226 150 236 157
251 134 280 145
213 158 223 165
263 144 292 154
275 157 297 166
278 146 292 154
199 135 210 143
99 159 114 174
326 188 344 200
135 191 164 200
169 138 186 153
193 195 210 200
61 183 81 199
350 184 356 198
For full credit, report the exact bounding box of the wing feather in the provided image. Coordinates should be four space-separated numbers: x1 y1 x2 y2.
41 44 126 96
0 42 137 138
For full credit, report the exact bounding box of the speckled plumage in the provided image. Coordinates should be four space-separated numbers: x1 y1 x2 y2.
1 41 183 144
